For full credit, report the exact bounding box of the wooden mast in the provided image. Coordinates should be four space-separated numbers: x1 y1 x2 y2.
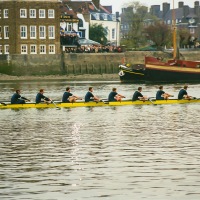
172 0 177 59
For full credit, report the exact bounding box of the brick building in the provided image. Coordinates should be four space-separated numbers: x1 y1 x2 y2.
150 1 200 41
0 0 61 55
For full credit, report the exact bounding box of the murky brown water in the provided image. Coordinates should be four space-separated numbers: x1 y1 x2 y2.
0 80 200 200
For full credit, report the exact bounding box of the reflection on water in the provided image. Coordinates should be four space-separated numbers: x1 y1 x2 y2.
0 81 200 200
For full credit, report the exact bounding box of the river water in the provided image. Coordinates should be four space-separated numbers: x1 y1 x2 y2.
0 80 200 200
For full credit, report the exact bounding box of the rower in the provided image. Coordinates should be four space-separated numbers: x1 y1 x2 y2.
108 87 125 102
36 89 51 103
85 87 100 102
132 87 147 101
156 86 173 100
62 87 81 103
178 85 192 99
11 90 30 104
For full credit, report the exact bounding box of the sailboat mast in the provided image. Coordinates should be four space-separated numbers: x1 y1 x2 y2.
172 0 177 59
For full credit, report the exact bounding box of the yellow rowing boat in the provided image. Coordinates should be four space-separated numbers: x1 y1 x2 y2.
0 99 200 109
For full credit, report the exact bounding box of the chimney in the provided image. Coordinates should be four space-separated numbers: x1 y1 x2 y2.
163 2 170 18
178 2 184 8
92 0 100 10
116 12 119 19
183 5 189 18
150 5 160 17
195 1 200 6
194 1 200 16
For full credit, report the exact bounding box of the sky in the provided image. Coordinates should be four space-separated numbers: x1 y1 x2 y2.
100 0 197 13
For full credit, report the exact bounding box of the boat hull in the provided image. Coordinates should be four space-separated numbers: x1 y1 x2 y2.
1 99 200 109
119 56 200 83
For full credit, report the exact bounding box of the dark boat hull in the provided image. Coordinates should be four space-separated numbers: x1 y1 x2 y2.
119 57 200 83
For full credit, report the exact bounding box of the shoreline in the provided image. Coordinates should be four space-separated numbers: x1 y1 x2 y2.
0 73 119 81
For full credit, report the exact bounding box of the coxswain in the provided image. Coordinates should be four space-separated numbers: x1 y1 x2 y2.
62 87 81 103
156 86 173 100
11 90 30 104
85 87 100 102
178 85 192 99
108 88 125 102
132 87 147 101
36 89 51 103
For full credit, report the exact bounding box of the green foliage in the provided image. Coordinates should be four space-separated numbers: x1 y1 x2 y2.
178 28 191 47
121 1 157 49
89 23 108 45
144 21 171 49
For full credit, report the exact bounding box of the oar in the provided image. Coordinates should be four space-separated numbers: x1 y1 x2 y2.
101 99 109 104
148 97 156 105
51 100 61 110
0 102 7 106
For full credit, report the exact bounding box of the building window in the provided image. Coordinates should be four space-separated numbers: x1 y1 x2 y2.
49 45 55 54
39 9 45 18
95 13 100 20
39 26 46 39
0 26 2 38
30 45 37 54
30 9 36 18
167 20 171 24
20 9 27 18
40 45 46 54
48 26 55 39
67 23 72 31
5 45 9 54
103 14 107 20
0 45 2 54
190 28 195 34
4 9 8 18
30 26 36 39
21 45 27 54
20 26 27 39
112 28 115 39
48 9 54 18
4 26 9 39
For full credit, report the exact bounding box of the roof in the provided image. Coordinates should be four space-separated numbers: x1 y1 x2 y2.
163 8 197 20
60 4 79 19
62 0 112 14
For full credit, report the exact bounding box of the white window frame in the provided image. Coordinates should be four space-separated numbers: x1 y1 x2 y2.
30 9 36 18
21 45 28 54
20 26 27 39
40 45 46 54
30 45 37 54
4 45 9 54
4 9 8 18
39 9 45 18
39 26 46 39
30 26 36 39
190 28 195 34
4 26 9 39
48 26 55 39
49 45 55 54
0 45 2 54
20 9 27 18
48 9 54 18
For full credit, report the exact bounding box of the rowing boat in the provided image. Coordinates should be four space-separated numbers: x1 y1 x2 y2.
0 99 200 109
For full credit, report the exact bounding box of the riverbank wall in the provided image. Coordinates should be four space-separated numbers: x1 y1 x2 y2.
0 51 199 76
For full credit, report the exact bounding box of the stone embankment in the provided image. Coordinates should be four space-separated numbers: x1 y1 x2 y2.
0 51 199 76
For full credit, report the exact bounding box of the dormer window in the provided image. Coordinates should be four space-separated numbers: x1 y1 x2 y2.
95 13 99 20
103 14 107 20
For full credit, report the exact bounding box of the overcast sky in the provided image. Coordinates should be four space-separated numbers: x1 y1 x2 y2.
100 0 197 13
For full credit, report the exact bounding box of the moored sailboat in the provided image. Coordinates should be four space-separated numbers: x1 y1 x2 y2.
119 0 200 83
